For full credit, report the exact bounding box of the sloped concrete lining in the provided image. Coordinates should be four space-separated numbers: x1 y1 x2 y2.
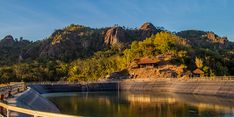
120 79 234 98
7 87 60 113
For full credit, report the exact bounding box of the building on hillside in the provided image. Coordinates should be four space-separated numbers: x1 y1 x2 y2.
193 68 204 77
135 57 158 68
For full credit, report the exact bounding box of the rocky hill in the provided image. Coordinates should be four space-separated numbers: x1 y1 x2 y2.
21 22 161 61
0 22 233 65
0 35 31 65
177 30 234 50
0 23 234 82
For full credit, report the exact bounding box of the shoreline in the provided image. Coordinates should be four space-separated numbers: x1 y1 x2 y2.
5 78 234 116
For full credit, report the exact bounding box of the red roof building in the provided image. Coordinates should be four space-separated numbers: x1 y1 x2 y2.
193 68 204 77
135 57 158 68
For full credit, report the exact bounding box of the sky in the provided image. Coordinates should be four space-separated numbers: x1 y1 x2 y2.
0 0 234 41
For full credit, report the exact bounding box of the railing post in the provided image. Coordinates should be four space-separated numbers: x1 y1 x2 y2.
0 94 4 116
6 109 9 117
8 91 11 98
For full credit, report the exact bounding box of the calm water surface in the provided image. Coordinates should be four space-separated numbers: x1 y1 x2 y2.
43 92 234 117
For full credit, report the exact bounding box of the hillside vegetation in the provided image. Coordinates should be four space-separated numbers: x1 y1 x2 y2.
0 23 234 83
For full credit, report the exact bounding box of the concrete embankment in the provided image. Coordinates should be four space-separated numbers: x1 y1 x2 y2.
29 82 118 94
120 79 234 98
28 79 234 98
7 87 60 113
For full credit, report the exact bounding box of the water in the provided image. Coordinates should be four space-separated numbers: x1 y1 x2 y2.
43 92 234 117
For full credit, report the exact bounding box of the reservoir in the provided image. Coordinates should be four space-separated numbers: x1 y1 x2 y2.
43 91 234 117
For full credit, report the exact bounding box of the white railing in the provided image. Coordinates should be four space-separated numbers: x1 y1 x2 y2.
0 82 26 101
0 82 80 117
0 101 79 117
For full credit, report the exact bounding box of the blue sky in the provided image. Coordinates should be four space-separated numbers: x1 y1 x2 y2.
0 0 234 41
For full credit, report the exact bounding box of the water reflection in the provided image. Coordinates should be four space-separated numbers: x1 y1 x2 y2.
43 92 234 117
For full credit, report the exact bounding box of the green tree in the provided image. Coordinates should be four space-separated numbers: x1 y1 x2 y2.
195 57 203 69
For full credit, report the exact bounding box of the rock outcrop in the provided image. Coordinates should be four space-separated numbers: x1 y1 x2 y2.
22 22 161 60
0 35 31 48
138 22 159 36
103 22 160 48
22 25 106 60
138 22 158 38
0 35 15 47
177 30 233 49
104 27 127 46
0 35 31 65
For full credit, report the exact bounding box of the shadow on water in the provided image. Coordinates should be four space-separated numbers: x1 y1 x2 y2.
43 92 234 117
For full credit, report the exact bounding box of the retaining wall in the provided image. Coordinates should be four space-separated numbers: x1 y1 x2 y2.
29 82 118 94
28 79 234 98
120 79 234 97
7 79 233 116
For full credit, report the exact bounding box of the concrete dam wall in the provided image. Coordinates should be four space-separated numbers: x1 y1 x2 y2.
29 82 119 94
120 79 234 97
5 79 233 116
28 79 234 98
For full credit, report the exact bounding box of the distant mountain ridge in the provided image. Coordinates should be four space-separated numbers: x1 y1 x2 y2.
0 22 233 65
